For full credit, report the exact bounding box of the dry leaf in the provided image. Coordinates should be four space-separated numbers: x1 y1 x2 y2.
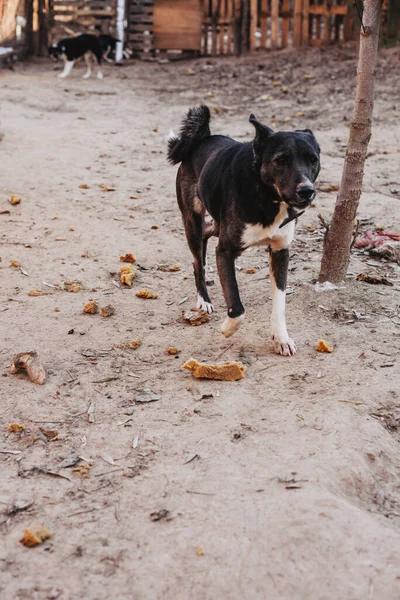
8 423 26 433
196 545 205 556
39 427 59 441
120 253 136 264
315 339 334 353
136 289 158 299
10 351 46 385
28 290 49 297
356 272 393 286
320 184 339 192
100 184 115 192
55 237 67 242
20 524 52 547
10 260 21 269
72 464 92 478
169 264 180 272
182 358 246 381
273 81 281 87
281 86 289 93
69 226 75 231
79 184 89 189
166 347 180 355
120 264 136 286
246 267 257 274
183 308 210 326
83 300 98 314
100 304 115 317
64 280 82 293
115 339 141 350
10 195 21 205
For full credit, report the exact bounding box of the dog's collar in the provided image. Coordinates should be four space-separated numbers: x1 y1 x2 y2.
279 207 305 228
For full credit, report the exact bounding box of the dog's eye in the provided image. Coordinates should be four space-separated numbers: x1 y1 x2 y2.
274 156 288 165
310 156 319 166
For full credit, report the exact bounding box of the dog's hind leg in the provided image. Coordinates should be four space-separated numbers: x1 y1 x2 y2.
269 246 296 356
82 53 92 79
177 177 213 314
93 49 103 79
202 220 218 266
216 241 244 338
104 46 114 63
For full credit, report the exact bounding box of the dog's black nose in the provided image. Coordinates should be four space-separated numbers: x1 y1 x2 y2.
297 184 315 202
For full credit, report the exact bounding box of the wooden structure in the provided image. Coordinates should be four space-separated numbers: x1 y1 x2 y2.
153 0 202 51
3 0 395 59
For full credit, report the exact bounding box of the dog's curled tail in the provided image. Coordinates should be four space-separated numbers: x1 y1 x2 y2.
167 105 211 165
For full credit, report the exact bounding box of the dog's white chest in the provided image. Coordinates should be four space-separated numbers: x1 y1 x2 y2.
241 204 294 248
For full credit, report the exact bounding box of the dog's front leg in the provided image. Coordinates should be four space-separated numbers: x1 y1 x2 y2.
216 244 244 338
58 60 74 79
269 246 296 356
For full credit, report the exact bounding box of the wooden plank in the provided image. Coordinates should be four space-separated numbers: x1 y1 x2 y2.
270 0 279 48
153 0 202 50
226 0 234 54
302 0 309 45
293 0 302 45
250 0 257 50
281 0 290 48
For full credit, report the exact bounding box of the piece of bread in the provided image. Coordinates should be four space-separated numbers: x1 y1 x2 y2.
120 264 136 286
183 308 210 326
10 351 46 385
120 253 136 264
136 289 158 299
83 300 98 314
20 524 52 547
182 358 246 381
315 339 334 353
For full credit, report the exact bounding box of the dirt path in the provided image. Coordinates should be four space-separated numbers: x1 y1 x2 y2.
1 46 400 599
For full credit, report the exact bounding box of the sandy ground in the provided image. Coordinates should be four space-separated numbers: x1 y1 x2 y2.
1 45 400 600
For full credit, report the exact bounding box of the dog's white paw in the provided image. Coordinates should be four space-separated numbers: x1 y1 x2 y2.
57 73 67 79
82 72 91 79
272 334 296 356
197 295 214 315
97 72 104 80
221 314 244 338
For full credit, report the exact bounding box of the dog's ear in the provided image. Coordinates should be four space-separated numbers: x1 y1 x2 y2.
249 114 273 160
296 128 320 154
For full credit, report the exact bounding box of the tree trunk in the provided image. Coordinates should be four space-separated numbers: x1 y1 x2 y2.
318 0 383 283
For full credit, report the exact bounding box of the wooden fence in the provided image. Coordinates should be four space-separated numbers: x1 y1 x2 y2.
7 0 393 59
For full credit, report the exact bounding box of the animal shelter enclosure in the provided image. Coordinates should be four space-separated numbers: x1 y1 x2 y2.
3 0 375 59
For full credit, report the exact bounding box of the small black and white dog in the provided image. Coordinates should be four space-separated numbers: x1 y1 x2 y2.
48 34 103 79
168 106 320 356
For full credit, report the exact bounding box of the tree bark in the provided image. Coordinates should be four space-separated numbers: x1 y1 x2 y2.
318 0 383 283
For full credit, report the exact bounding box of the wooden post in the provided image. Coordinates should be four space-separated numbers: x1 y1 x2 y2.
38 0 48 56
115 0 125 62
250 0 258 50
281 0 290 48
293 0 302 45
323 0 331 45
302 0 309 45
233 0 242 56
271 0 279 48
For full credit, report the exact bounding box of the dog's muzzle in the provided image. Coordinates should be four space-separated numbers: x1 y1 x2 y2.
293 183 315 208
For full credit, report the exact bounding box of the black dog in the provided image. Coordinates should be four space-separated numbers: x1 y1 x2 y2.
48 34 103 79
168 106 320 356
